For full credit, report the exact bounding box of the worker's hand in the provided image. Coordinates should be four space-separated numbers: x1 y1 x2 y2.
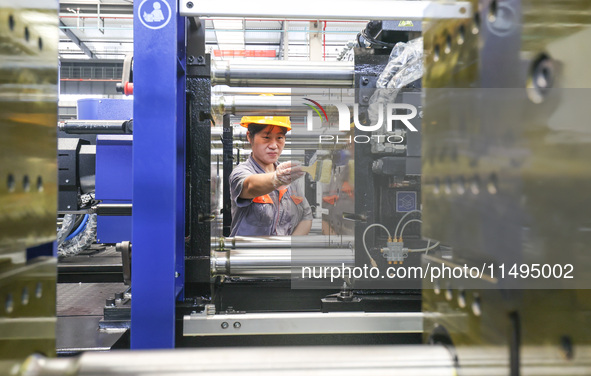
273 161 305 188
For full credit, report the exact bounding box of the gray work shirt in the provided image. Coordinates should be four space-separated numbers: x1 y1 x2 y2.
229 155 313 236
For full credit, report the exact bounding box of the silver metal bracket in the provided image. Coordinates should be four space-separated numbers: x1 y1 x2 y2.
180 1 472 21
184 311 423 336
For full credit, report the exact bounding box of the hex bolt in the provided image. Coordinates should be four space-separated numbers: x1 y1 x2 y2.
197 55 204 63
362 96 369 103
361 77 369 85
186 1 194 8
188 55 194 63
105 298 116 307
233 322 241 329
221 321 229 329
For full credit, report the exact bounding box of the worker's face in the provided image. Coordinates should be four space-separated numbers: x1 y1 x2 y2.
248 125 286 166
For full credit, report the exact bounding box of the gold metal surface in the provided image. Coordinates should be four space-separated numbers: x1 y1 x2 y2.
423 0 591 282
0 3 58 254
0 258 56 361
421 0 591 372
0 2 58 372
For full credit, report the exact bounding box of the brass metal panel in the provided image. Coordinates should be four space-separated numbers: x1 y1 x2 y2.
0 2 58 372
422 0 591 264
422 0 591 282
0 257 56 360
421 0 591 371
0 2 59 254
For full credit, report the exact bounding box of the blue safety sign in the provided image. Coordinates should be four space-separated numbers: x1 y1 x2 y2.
138 0 171 30
396 191 417 212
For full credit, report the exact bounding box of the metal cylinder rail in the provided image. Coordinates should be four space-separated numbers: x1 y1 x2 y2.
18 344 591 375
58 120 133 134
211 86 292 96
19 345 455 375
211 247 354 277
212 94 297 115
211 95 357 116
211 60 354 88
215 235 354 249
92 203 132 216
212 94 355 116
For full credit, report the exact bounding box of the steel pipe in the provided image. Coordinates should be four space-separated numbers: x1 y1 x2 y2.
212 86 292 96
58 120 132 134
211 247 354 277
92 203 132 216
19 345 456 375
212 94 298 115
58 203 133 216
18 344 591 375
212 95 352 116
211 94 354 116
211 60 354 88
215 235 354 249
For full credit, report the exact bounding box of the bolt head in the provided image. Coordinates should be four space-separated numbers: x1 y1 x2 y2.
186 1 194 8
221 321 229 329
233 322 241 329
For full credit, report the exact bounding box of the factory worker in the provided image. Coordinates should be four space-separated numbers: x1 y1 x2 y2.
229 116 313 236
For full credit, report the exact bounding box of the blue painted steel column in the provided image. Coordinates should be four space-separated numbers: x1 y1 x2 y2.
132 0 185 348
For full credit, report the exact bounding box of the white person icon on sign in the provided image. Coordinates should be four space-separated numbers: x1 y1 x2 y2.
143 1 164 22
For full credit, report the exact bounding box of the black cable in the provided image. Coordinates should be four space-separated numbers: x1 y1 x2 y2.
356 32 364 48
360 28 397 49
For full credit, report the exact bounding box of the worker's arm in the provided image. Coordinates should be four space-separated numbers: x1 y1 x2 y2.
239 161 304 199
239 172 276 199
292 219 312 235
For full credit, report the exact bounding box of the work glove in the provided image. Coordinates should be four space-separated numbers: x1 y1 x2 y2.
272 161 305 188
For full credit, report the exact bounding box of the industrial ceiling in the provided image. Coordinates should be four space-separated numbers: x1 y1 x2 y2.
59 0 368 61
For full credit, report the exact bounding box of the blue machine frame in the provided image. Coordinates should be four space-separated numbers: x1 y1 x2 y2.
132 0 186 348
79 98 134 244
96 134 133 243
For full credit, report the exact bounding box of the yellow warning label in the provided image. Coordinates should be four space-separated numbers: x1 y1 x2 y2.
398 20 414 27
